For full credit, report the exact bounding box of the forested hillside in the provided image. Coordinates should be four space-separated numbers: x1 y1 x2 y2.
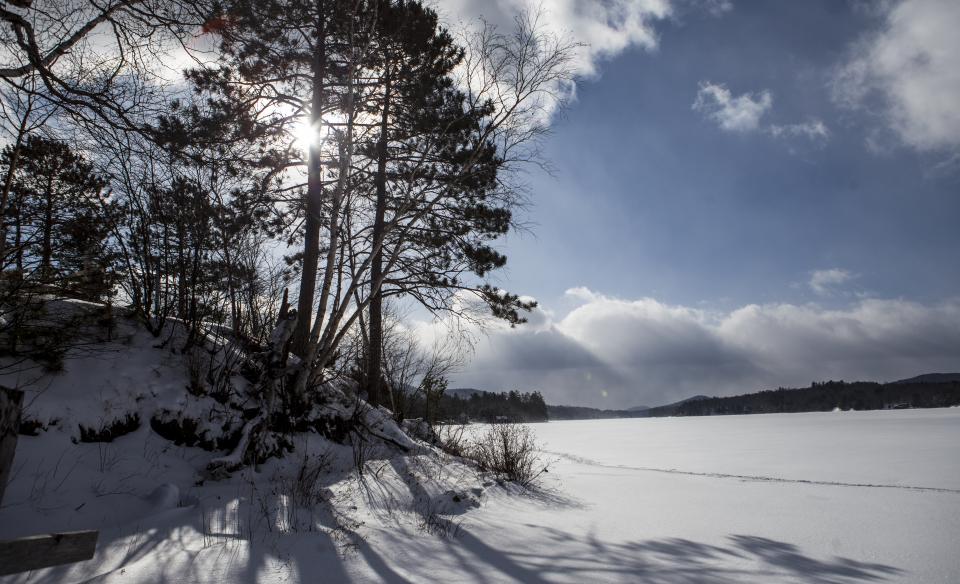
442 390 548 422
543 380 960 420
646 380 960 417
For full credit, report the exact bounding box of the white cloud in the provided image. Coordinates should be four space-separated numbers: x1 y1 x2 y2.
699 0 734 17
693 82 830 143
833 0 960 152
427 288 960 408
564 286 600 303
692 81 773 132
434 0 672 79
769 119 830 142
809 268 855 296
431 0 759 126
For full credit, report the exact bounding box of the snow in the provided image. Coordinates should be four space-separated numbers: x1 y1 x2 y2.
2 329 958 583
0 317 191 436
534 410 960 491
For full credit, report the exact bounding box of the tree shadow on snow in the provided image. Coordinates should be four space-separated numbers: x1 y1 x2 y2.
0 446 904 584
349 452 904 584
3 504 905 584
350 459 904 584
430 526 903 584
0 451 372 584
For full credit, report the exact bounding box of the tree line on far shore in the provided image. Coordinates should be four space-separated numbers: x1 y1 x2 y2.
545 378 960 421
662 379 960 417
398 389 548 424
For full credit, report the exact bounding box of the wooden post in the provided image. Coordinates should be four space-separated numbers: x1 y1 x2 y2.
0 531 100 575
0 385 23 506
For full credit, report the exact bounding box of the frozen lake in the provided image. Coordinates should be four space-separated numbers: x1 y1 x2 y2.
534 408 960 491
433 408 960 583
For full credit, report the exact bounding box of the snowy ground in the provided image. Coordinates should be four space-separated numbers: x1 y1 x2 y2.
367 410 960 583
2 348 958 584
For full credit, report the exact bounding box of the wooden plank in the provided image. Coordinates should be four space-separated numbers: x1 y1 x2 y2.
0 388 100 576
0 385 23 506
0 531 99 575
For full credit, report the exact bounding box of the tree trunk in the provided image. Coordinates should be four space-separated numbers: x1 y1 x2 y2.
0 108 30 268
223 243 240 337
290 74 357 403
366 69 391 408
292 2 327 358
14 193 23 272
40 175 54 282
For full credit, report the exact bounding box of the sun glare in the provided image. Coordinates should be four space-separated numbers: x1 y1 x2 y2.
295 118 326 152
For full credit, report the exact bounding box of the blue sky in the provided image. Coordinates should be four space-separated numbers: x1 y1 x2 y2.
424 0 960 407
502 0 958 310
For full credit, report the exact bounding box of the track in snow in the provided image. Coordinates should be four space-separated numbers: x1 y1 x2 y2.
546 451 960 495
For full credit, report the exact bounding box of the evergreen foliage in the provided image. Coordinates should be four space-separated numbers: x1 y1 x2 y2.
427 390 549 423
1 136 112 299
0 0 573 469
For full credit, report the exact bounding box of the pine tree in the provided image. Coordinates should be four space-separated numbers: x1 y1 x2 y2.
2 136 111 297
360 1 536 407
180 0 366 359
173 1 573 408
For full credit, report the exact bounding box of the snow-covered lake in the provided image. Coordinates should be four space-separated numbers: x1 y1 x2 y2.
404 408 960 583
536 408 960 491
4 408 958 583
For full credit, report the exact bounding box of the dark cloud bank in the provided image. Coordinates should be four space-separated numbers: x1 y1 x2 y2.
442 289 960 409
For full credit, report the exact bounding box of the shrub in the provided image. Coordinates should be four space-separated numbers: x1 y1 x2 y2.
150 408 242 451
19 416 59 435
437 423 469 458
467 423 548 487
78 412 140 442
417 497 463 539
266 449 333 533
287 449 332 508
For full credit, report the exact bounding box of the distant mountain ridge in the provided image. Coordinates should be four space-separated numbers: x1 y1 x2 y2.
544 374 960 420
894 373 960 384
548 394 711 420
547 405 644 420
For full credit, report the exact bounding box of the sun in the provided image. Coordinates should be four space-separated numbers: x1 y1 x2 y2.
294 118 327 153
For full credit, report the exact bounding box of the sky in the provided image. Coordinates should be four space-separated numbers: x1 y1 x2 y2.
417 0 960 409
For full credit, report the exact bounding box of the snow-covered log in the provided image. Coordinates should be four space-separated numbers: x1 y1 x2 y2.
261 305 297 411
204 412 266 479
205 304 298 478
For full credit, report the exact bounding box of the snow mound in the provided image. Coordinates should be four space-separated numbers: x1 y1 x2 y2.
1 312 497 582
